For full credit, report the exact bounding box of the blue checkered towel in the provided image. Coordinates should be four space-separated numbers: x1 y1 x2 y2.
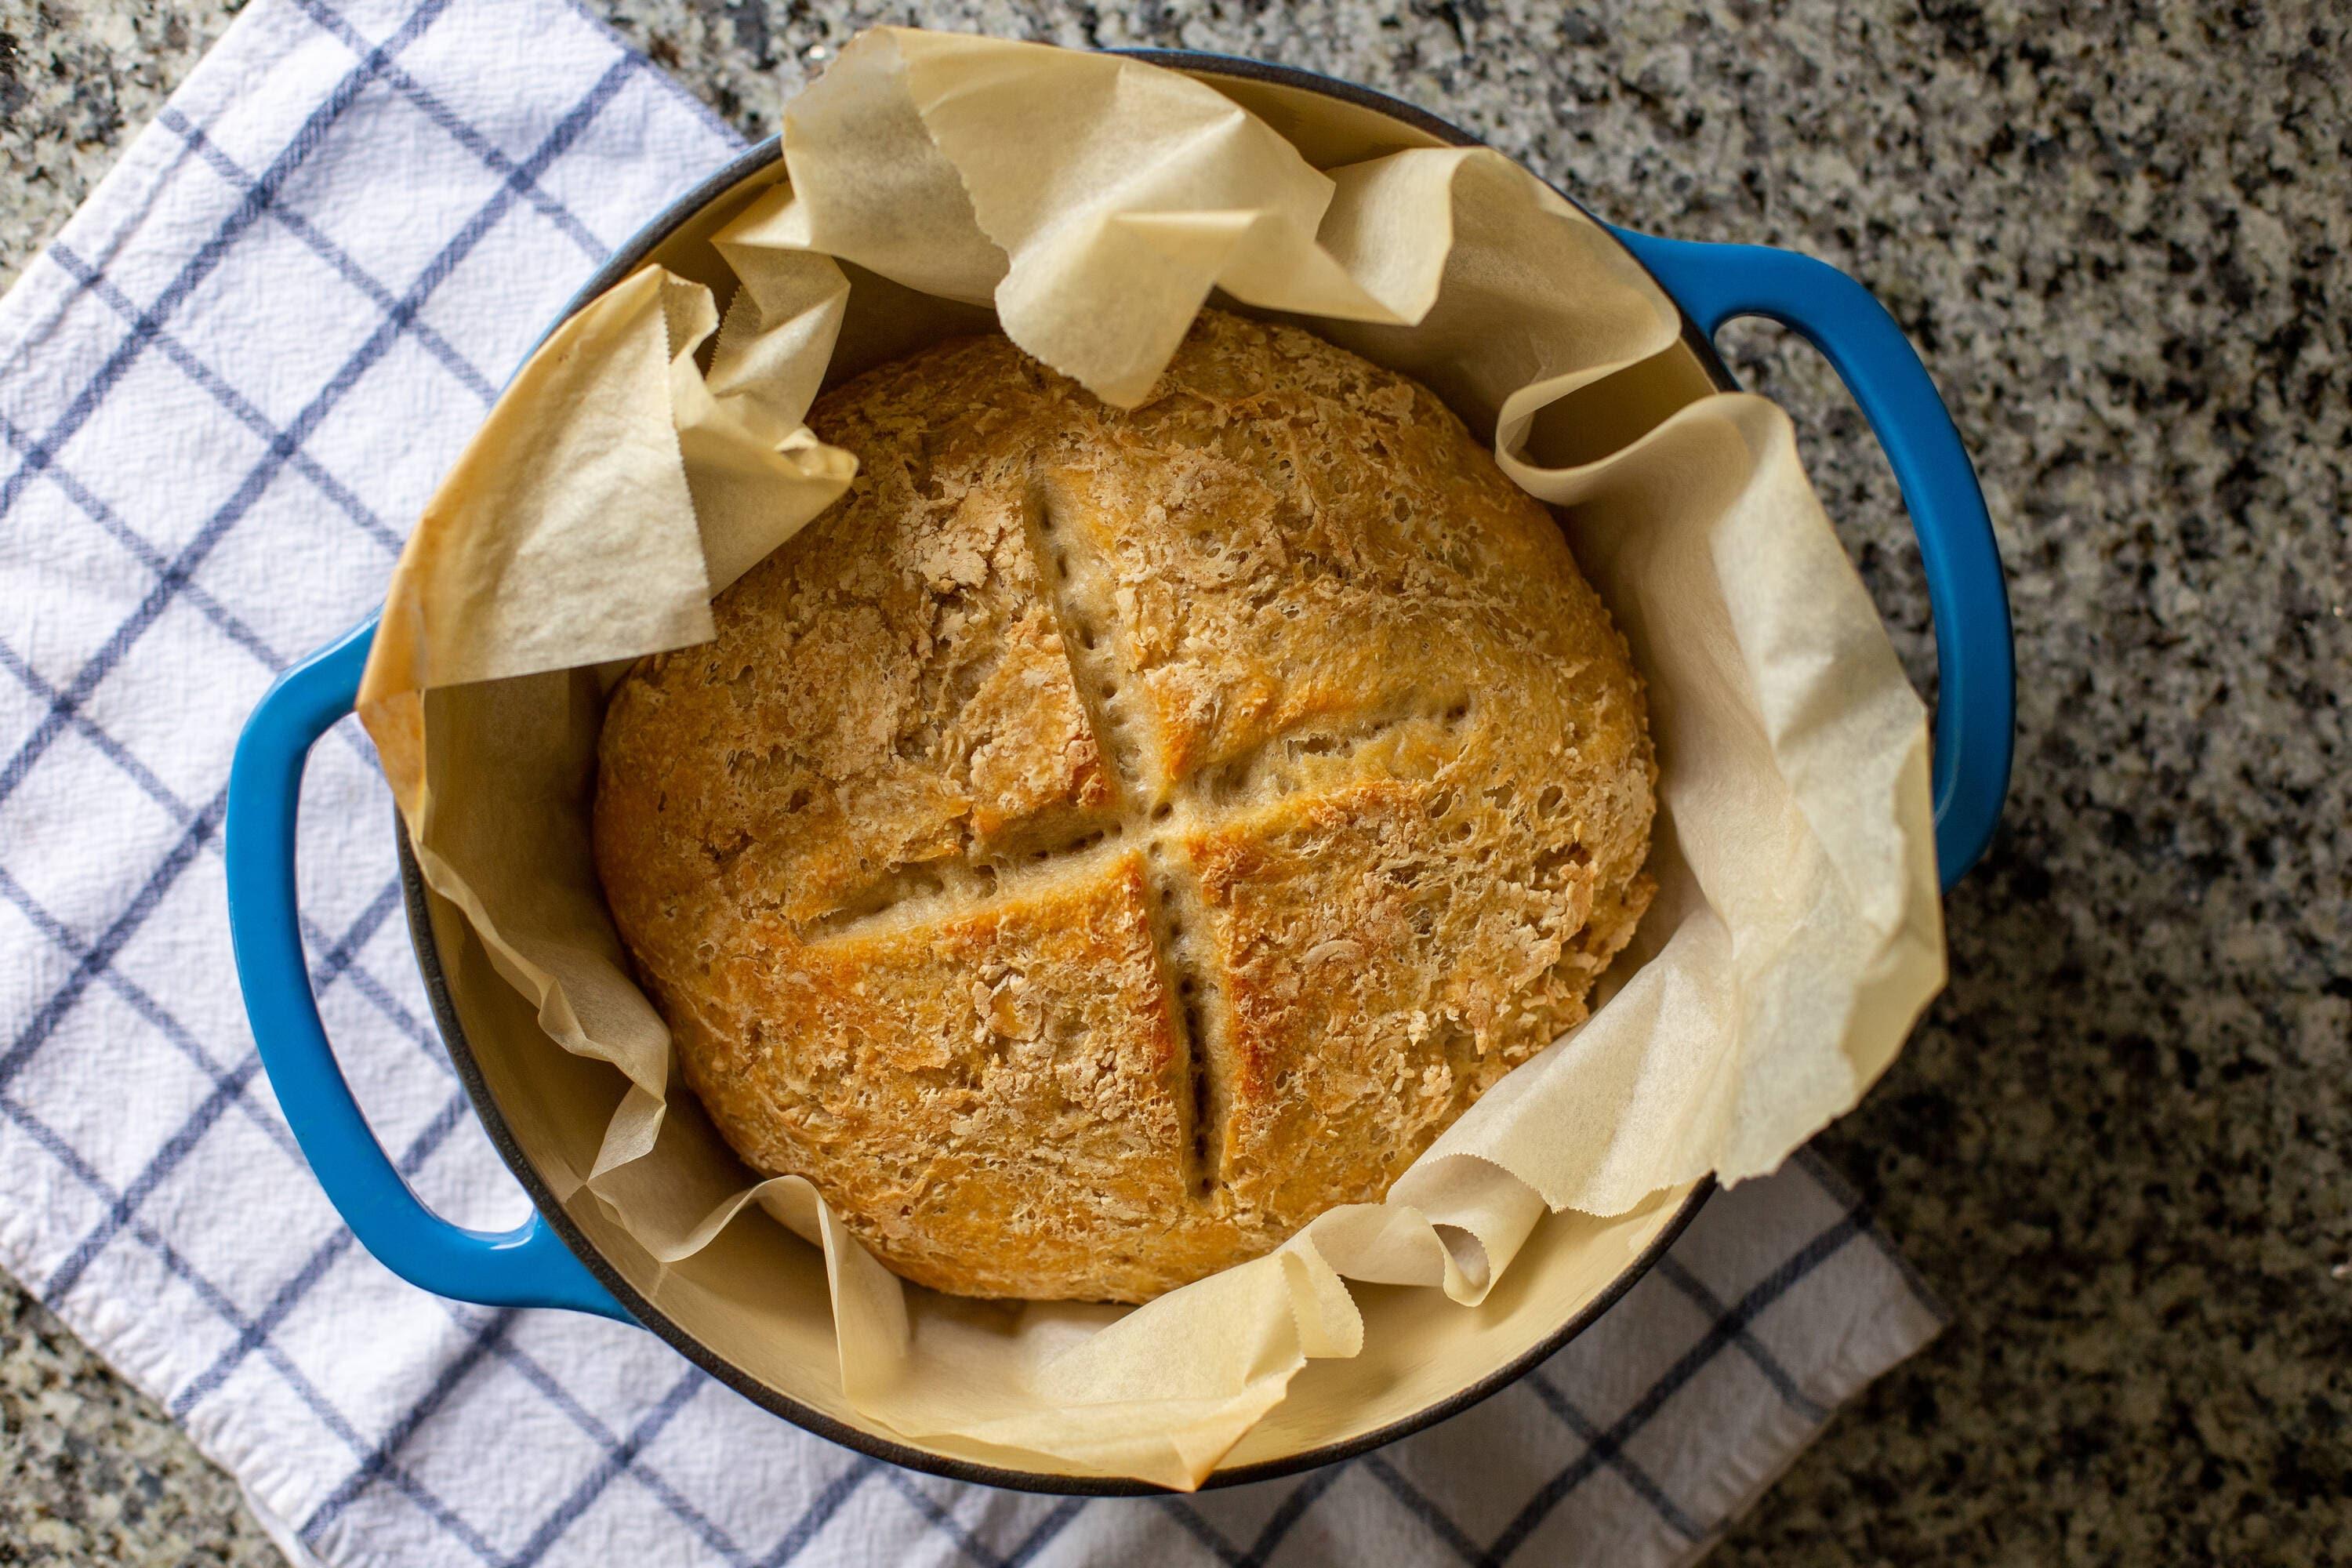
0 2 1948 1563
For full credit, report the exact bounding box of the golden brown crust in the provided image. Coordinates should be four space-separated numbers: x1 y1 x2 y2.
593 310 1656 1302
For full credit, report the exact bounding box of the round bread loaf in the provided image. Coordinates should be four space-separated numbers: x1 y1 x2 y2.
593 310 1656 1304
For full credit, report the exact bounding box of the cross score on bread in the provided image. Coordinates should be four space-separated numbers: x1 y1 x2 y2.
593 313 1656 1304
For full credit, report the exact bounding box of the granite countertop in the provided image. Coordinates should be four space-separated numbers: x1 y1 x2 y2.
3 0 2347 1561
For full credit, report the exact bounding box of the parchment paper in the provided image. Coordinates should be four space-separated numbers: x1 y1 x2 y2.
357 28 1943 1490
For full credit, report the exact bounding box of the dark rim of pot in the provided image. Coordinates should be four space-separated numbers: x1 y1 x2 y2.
399 50 1730 1497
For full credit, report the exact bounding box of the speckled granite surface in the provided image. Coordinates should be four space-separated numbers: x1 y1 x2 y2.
3 0 2347 1562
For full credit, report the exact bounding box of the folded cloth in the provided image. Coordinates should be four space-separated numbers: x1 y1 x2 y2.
0 2 1947 1563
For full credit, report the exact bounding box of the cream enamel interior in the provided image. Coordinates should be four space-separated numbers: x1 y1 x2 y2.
408 68 1715 1483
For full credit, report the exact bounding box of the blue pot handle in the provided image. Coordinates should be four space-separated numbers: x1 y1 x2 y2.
225 616 631 1322
1608 227 2015 888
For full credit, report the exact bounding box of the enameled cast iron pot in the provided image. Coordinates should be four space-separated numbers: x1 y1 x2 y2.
223 52 2015 1494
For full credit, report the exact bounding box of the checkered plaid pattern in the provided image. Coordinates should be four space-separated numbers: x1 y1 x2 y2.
0 3 1947 1563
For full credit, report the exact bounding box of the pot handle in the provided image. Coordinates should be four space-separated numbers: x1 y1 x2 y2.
225 615 631 1321
1608 227 2014 888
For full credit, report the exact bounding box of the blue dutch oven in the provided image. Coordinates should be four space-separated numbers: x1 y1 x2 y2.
224 52 2013 1493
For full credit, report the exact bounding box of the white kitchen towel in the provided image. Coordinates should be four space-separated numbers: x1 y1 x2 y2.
0 2 1949 1564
